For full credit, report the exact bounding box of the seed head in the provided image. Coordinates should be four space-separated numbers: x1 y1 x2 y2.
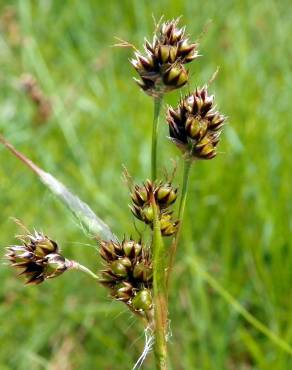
5 231 67 285
130 180 179 236
131 18 199 96
167 86 226 159
99 239 153 312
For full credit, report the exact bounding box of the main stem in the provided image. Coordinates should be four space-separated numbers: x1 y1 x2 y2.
167 158 192 286
151 193 168 370
151 95 163 181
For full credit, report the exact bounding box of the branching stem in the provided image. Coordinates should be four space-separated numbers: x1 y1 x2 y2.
67 260 99 280
167 158 192 287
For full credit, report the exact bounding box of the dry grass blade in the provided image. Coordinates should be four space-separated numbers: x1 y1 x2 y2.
0 135 117 243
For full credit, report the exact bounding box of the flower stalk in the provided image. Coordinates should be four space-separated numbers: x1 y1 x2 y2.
67 260 100 281
151 95 163 181
178 158 192 220
167 158 192 287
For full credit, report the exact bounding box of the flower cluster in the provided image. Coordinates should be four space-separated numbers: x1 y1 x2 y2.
5 231 67 285
131 18 199 96
99 239 153 312
167 86 226 159
130 180 179 236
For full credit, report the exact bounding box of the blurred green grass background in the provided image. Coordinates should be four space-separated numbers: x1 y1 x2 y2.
0 0 291 369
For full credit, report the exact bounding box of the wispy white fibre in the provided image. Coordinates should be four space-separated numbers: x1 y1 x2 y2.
132 327 154 370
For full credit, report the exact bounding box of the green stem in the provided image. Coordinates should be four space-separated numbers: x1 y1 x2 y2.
167 158 192 286
178 158 192 220
151 192 168 370
151 95 163 182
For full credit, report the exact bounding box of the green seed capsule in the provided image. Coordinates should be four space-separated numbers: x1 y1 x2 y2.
110 259 130 277
143 206 154 223
132 289 152 311
186 117 208 140
176 69 188 87
160 214 179 236
159 45 171 63
35 239 58 257
169 46 178 63
156 186 177 206
165 66 181 83
199 143 216 158
123 241 142 257
133 263 153 282
45 254 67 278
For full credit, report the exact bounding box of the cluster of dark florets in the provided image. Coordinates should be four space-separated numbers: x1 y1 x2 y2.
131 19 199 96
167 87 226 159
130 180 179 236
5 231 67 285
99 239 153 312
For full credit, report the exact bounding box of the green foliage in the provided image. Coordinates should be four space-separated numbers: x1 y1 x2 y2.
0 0 291 369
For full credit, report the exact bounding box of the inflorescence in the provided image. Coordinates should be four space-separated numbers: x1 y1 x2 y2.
4 18 226 322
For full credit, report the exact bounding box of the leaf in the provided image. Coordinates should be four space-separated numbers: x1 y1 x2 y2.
0 135 118 243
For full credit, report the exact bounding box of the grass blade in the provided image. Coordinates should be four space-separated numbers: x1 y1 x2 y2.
187 255 292 356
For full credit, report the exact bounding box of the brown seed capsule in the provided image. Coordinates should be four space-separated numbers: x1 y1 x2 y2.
100 240 122 262
20 74 52 124
131 185 148 207
114 282 135 302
